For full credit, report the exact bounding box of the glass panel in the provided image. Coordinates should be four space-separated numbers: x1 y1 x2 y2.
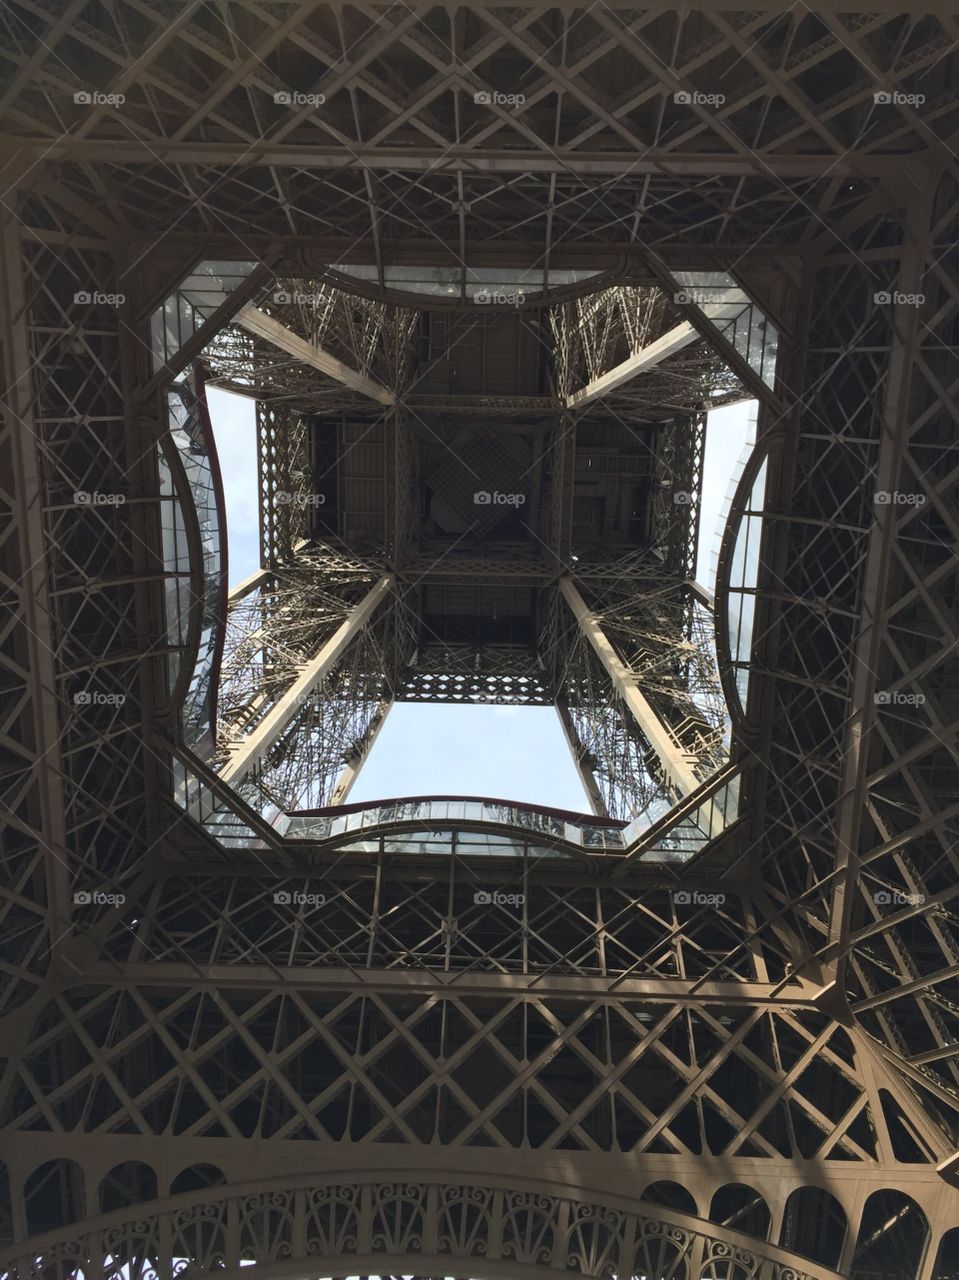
150 260 256 374
674 270 779 389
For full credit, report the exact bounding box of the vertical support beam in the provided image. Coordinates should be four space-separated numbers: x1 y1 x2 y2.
559 577 701 799
548 410 577 565
0 218 71 931
828 191 933 969
555 696 609 817
220 575 394 786
329 700 392 806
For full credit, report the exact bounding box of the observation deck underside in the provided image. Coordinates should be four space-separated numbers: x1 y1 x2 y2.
1 3 958 1277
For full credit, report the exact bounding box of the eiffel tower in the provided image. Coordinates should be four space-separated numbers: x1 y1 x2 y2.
1 4 958 1279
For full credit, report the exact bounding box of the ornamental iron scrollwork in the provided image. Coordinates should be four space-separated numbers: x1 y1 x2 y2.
0 1176 841 1280
436 1185 494 1257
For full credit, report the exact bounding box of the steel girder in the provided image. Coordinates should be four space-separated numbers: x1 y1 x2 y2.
1 4 959 1278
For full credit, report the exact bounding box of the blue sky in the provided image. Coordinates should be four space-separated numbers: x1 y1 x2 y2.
207 388 753 812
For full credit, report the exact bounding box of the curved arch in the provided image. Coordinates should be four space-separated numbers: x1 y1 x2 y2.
640 1180 698 1216
850 1189 929 1278
169 1163 226 1196
933 1225 959 1276
708 1183 771 1242
321 263 623 312
0 1170 844 1280
779 1185 847 1271
23 1159 85 1236
713 425 786 729
98 1161 158 1214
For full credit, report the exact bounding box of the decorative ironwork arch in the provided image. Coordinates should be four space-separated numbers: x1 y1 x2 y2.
0 1172 845 1280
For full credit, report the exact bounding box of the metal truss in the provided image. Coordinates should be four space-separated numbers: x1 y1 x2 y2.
2 5 959 1278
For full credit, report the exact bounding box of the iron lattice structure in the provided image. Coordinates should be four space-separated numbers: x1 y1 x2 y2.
0 5 958 1280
